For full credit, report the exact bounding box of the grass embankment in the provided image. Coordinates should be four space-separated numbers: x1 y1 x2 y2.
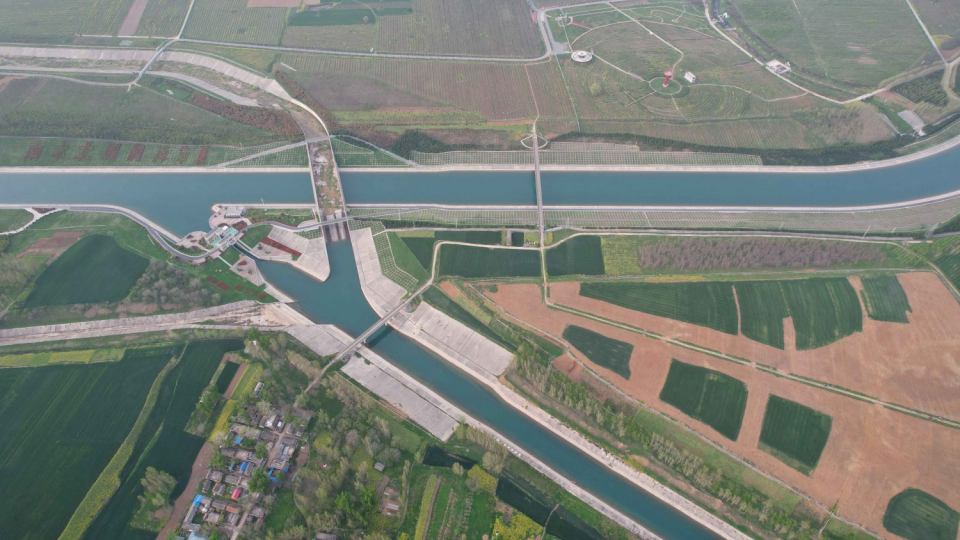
0 209 32 232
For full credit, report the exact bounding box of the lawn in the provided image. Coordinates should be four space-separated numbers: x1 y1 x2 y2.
546 236 605 276
658 359 748 441
437 245 541 279
860 274 911 323
724 0 932 90
241 225 272 247
82 339 243 540
0 347 172 540
24 234 149 308
758 395 832 474
0 209 31 232
779 278 862 350
882 488 959 540
562 325 633 379
580 281 739 335
734 281 788 349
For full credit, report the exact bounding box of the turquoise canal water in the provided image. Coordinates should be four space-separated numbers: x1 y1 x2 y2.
258 244 720 540
340 145 960 207
0 172 314 236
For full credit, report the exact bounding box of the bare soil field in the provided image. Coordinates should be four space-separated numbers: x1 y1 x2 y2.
485 283 960 537
19 232 83 260
544 273 960 419
119 0 149 36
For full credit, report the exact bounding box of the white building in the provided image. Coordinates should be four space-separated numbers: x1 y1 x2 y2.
571 50 594 63
684 72 697 83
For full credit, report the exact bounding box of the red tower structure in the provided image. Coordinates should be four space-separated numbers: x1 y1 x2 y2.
663 69 674 87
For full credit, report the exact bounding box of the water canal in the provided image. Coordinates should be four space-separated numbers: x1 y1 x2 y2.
257 246 721 540
341 144 960 208
11 150 960 538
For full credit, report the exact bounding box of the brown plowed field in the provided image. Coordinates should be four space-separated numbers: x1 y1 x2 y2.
485 282 960 538
19 232 83 260
544 273 960 419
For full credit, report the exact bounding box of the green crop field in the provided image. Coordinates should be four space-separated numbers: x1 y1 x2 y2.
758 395 832 474
658 360 748 441
183 0 287 45
546 236 605 276
562 325 633 379
0 0 133 42
24 234 149 308
0 347 172 540
135 0 190 36
734 281 789 349
83 340 242 539
860 275 912 323
0 209 31 232
401 236 437 271
580 282 739 335
399 231 505 273
438 245 541 279
882 488 960 540
780 278 862 350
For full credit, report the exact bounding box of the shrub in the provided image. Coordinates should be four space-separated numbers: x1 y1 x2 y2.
467 466 498 495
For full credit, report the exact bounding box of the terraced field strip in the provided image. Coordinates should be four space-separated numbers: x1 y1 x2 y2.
0 348 125 368
758 395 832 474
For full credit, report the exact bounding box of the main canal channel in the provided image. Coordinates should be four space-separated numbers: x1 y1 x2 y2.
9 149 960 538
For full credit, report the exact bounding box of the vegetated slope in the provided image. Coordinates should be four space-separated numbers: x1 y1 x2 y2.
734 281 788 349
562 325 633 379
387 232 429 282
580 281 739 335
0 348 172 540
758 395 832 474
860 274 912 323
82 339 242 540
882 488 960 540
25 234 149 308
658 359 748 441
546 236 605 276
438 245 541 278
422 286 515 351
780 278 862 350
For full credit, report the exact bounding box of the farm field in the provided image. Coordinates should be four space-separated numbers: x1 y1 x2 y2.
0 0 134 43
0 346 173 540
0 209 31 232
860 274 912 323
134 0 190 36
82 339 242 539
437 245 540 278
724 0 933 91
734 281 788 349
562 325 633 379
539 273 960 419
0 347 124 367
484 282 960 537
758 395 832 474
0 78 282 148
779 278 862 350
595 235 924 276
882 488 960 540
281 0 541 57
658 359 748 440
546 235 605 276
580 281 739 335
912 0 960 56
398 230 505 271
24 234 149 308
182 0 287 45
